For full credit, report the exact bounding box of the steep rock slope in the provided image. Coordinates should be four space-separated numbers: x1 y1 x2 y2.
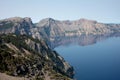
0 17 33 35
36 18 120 39
0 17 120 42
0 34 74 80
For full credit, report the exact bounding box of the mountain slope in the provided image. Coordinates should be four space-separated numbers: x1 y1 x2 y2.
0 17 33 35
36 18 120 39
0 17 120 41
0 17 120 42
0 34 74 80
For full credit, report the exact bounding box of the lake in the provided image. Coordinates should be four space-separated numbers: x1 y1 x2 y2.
53 34 120 80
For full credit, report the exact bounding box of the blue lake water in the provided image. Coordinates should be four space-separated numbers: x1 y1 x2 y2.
54 37 120 80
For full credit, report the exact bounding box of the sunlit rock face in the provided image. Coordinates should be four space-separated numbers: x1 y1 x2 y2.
0 17 120 42
36 18 120 39
0 17 33 35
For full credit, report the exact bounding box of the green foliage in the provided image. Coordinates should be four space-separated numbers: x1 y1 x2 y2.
0 21 14 30
0 34 72 79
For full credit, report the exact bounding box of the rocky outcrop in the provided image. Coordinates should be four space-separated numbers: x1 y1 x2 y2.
36 18 120 39
0 17 33 35
0 34 74 80
0 17 120 42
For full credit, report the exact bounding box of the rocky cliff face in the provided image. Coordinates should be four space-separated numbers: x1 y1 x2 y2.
0 17 33 35
0 34 74 80
36 18 120 39
0 17 120 42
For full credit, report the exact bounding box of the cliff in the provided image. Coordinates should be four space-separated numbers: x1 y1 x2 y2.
0 17 120 42
0 34 74 80
36 18 120 39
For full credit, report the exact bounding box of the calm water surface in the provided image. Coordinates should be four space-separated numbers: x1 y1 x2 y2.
54 37 120 80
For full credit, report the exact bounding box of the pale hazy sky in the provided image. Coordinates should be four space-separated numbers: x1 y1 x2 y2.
0 0 120 23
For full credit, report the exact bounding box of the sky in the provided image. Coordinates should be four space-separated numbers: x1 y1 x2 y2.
0 0 120 23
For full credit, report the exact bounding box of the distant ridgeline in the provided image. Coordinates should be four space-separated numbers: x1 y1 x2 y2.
0 17 120 79
0 17 120 42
